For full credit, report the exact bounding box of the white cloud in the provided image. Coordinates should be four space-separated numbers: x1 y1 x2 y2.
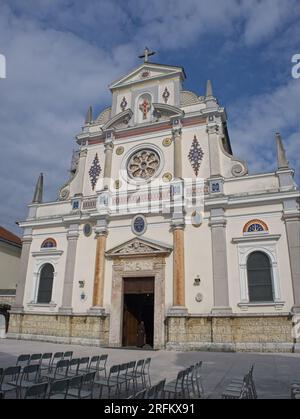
0 0 299 234
229 79 300 178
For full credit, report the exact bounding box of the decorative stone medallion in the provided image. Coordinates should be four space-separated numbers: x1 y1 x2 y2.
127 149 160 180
120 97 127 112
162 87 170 103
59 187 69 200
116 146 124 156
162 172 173 183
162 137 172 147
188 135 204 176
132 215 147 236
114 179 122 190
89 153 102 191
195 293 203 303
191 211 203 227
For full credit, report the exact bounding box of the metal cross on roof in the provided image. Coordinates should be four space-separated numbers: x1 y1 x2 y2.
138 47 156 63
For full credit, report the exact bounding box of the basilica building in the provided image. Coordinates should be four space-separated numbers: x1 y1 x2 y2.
9 51 300 352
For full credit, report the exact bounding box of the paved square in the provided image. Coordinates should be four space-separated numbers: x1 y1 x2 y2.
1 339 300 399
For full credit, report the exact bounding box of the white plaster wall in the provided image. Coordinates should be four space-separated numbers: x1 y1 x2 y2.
36 202 70 218
184 219 214 314
72 227 97 313
224 174 279 195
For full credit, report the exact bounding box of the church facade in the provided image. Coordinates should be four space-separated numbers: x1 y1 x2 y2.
9 53 300 352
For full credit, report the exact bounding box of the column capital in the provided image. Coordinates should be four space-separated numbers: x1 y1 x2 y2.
206 123 221 135
282 212 300 223
104 140 114 152
67 231 80 241
21 235 33 245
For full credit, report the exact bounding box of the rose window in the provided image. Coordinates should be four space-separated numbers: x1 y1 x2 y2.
127 149 160 180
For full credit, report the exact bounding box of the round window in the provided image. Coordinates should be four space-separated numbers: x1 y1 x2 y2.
132 215 147 236
127 149 160 181
83 223 92 237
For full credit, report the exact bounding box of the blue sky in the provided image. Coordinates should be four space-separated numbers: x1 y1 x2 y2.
0 0 299 234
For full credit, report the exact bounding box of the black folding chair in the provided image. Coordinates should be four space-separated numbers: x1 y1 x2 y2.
16 364 41 398
63 351 73 361
48 378 69 399
16 354 30 369
24 382 48 399
94 364 120 398
0 366 21 398
39 353 53 375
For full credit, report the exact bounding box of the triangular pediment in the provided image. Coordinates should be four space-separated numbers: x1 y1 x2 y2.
106 237 173 259
109 63 185 91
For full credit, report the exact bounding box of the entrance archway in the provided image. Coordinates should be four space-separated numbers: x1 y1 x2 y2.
106 237 172 350
122 277 154 348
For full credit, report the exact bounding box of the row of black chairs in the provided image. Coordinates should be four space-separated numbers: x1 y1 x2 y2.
94 358 152 398
2 372 96 399
222 365 257 399
129 361 204 400
0 353 108 399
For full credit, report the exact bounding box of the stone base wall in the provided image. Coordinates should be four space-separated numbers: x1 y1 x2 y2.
8 313 110 346
166 315 300 353
0 295 15 306
7 312 300 353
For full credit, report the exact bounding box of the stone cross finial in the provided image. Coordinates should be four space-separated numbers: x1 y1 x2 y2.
138 47 156 63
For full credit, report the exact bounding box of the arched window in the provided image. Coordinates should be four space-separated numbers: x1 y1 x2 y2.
243 219 268 234
247 252 274 302
37 264 54 304
41 238 57 249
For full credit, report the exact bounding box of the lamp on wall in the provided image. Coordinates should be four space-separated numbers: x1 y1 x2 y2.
194 275 201 286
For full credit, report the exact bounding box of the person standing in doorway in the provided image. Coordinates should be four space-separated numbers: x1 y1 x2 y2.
137 321 146 348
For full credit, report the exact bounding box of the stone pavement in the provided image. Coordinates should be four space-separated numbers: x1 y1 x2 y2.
1 339 300 399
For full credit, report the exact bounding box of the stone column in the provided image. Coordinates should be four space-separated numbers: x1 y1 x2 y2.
103 139 114 189
11 231 32 312
172 127 182 179
90 219 108 315
173 227 185 307
59 224 79 314
283 208 300 313
209 208 232 313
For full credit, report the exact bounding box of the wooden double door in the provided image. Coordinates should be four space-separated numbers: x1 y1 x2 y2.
122 277 154 348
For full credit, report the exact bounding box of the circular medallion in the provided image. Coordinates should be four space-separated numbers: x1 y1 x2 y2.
83 223 92 237
60 188 69 200
191 211 203 228
132 215 147 236
195 293 203 303
162 137 172 147
127 149 160 181
162 172 173 183
116 146 124 156
114 179 122 190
